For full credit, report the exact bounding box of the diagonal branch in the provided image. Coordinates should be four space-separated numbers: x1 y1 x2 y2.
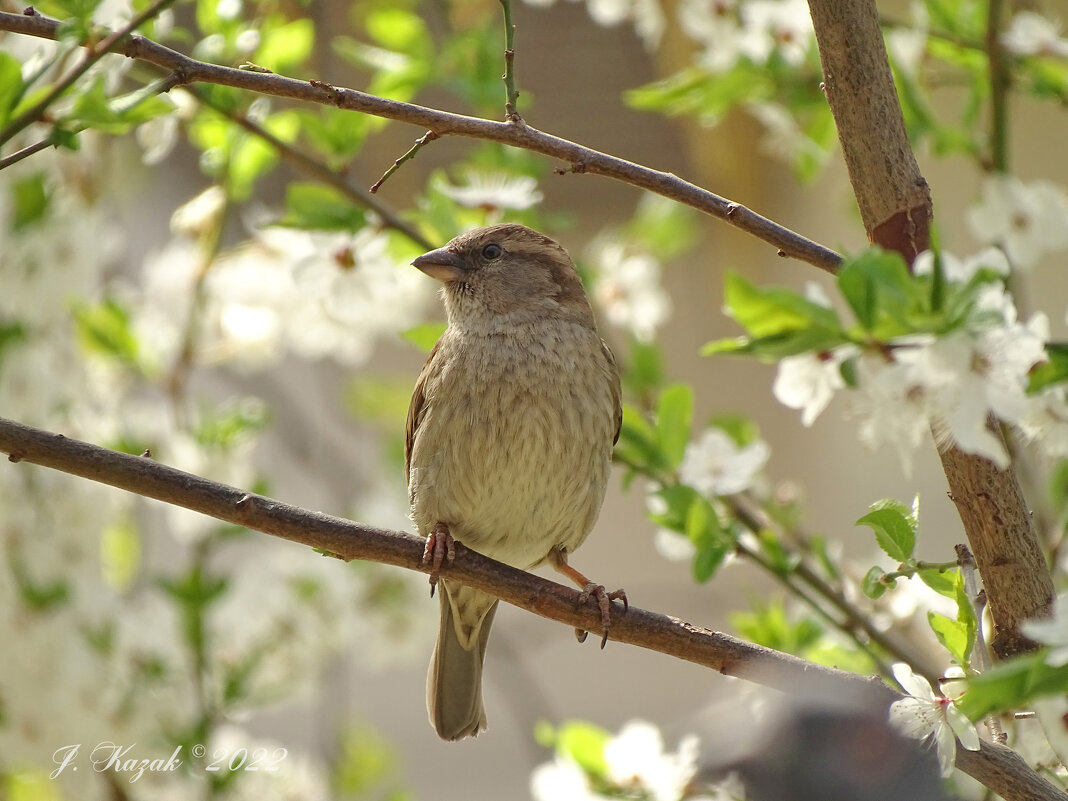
185 87 434 250
0 0 180 147
0 9 842 273
0 415 1062 801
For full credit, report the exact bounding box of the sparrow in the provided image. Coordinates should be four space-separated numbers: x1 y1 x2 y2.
405 223 624 741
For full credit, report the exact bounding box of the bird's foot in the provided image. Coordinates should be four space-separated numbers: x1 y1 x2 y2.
575 584 628 648
422 522 456 597
547 546 627 648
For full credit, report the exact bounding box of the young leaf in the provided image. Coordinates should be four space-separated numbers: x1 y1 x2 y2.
927 611 970 665
402 322 446 353
655 383 693 470
836 248 922 336
855 499 916 562
861 565 889 599
723 271 841 338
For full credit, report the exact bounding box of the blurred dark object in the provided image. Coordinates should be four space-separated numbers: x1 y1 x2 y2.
696 693 950 801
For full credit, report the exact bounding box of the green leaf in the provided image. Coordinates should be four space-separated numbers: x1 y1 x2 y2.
553 721 610 777
685 494 729 582
655 383 693 470
192 400 269 449
861 565 889 599
73 298 140 367
702 326 847 360
278 182 366 231
836 248 923 336
0 52 24 128
623 338 663 397
731 598 823 656
917 567 957 598
957 654 1068 721
11 172 50 230
402 322 446 353
692 538 730 583
255 18 315 73
1029 343 1068 393
855 499 916 562
365 8 430 54
616 405 662 479
66 76 175 133
723 271 841 338
953 571 977 664
296 106 372 166
101 517 141 592
625 62 774 124
927 611 970 665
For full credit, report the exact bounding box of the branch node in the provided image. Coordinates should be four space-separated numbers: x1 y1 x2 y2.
8 452 22 463
498 0 522 122
140 449 152 458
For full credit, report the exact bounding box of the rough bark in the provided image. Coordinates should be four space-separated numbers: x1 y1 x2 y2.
806 0 1053 659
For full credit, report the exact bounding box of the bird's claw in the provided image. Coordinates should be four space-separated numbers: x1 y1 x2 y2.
422 523 456 597
574 584 628 648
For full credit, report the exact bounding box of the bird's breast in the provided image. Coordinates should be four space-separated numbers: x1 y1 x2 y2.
408 324 617 569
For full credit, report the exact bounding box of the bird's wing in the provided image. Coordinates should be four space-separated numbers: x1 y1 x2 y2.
602 339 623 446
405 337 443 486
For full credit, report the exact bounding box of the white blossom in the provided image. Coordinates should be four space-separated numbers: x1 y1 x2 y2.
653 527 698 562
1001 11 1068 58
912 247 1010 282
171 185 228 237
1021 593 1068 666
888 663 980 777
136 112 180 165
436 171 543 211
748 101 826 167
741 0 814 67
965 175 1068 268
530 755 600 801
590 241 671 341
837 277 1049 470
604 721 700 801
773 346 855 426
677 0 746 73
886 3 929 76
680 429 769 497
522 0 664 49
532 721 702 801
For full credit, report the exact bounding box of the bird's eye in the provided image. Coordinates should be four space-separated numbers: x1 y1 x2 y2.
481 243 503 260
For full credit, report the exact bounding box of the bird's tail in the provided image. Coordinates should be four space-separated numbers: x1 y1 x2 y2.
427 581 499 740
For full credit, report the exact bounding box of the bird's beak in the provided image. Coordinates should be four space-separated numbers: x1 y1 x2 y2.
412 247 468 283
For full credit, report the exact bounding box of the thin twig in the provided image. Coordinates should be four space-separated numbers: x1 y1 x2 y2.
0 0 180 148
186 87 433 250
985 0 1010 173
0 10 843 272
728 493 940 679
369 130 438 194
499 0 521 121
0 137 53 169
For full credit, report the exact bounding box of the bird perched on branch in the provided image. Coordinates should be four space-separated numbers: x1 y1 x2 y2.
406 223 624 741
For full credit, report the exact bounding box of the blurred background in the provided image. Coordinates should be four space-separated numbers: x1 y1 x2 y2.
3 0 1068 798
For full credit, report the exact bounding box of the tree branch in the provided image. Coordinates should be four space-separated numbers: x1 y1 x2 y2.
806 0 1054 658
0 9 842 273
0 415 1063 800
